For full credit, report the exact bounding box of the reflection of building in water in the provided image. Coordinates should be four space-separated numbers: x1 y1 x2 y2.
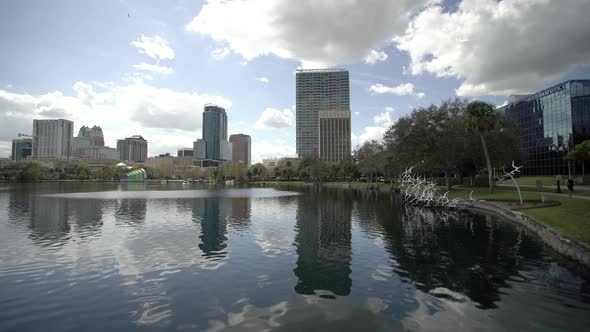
229 198 251 228
192 198 229 257
29 196 70 245
115 199 147 223
293 194 352 296
68 199 104 237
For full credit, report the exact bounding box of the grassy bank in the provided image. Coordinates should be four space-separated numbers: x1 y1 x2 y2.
449 187 590 246
499 175 590 186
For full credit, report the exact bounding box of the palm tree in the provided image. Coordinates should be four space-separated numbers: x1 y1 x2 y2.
465 101 499 193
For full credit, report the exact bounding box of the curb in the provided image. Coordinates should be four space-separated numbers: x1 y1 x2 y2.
469 200 590 268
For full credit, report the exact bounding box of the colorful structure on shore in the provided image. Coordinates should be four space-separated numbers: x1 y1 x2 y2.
121 168 146 182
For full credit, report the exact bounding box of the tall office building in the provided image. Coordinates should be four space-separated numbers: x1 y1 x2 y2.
296 69 351 161
499 80 590 175
319 111 351 163
78 125 104 146
32 119 74 161
11 138 32 161
229 134 251 165
117 135 148 163
193 104 232 167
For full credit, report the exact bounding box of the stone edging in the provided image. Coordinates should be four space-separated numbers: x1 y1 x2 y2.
468 200 590 268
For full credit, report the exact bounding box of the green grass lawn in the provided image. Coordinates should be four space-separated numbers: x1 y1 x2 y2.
449 187 590 245
499 175 590 186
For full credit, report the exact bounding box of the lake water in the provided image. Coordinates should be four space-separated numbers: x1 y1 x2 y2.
0 183 589 331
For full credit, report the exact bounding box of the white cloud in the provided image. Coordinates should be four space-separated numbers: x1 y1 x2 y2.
131 34 175 61
364 50 388 65
133 63 174 75
395 0 590 96
354 111 360 116
255 107 294 129
353 107 396 148
251 138 296 164
210 47 230 60
369 83 425 98
0 82 231 158
256 77 270 83
186 0 430 67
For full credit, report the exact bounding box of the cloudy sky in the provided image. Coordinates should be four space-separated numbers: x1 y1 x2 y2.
1 0 589 163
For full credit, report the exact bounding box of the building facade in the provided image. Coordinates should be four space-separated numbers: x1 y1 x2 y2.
296 69 351 161
117 135 148 163
72 137 91 159
177 148 193 157
319 111 351 163
229 134 251 165
32 119 74 161
145 155 195 178
78 125 104 146
499 80 590 176
193 104 232 167
11 138 32 161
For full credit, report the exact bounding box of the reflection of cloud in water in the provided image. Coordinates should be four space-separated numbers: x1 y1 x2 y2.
112 199 205 327
204 296 404 332
249 198 297 257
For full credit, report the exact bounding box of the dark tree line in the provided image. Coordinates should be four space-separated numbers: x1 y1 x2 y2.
355 99 523 192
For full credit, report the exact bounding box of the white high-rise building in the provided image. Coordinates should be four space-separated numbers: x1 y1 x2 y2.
32 119 74 161
296 69 351 161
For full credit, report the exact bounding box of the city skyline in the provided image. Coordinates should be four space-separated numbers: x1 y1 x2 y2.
1 0 590 164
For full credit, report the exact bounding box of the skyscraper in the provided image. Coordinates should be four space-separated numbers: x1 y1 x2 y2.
117 135 148 163
32 119 74 161
194 104 232 166
78 125 105 146
296 69 351 161
229 134 251 165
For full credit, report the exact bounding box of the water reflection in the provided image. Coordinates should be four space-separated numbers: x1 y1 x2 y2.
115 199 147 224
29 196 71 245
68 199 104 238
229 198 251 229
193 198 229 259
293 190 353 297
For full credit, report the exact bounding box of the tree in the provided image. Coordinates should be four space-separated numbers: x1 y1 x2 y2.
353 140 385 185
384 99 471 191
566 140 590 176
297 156 329 183
338 158 358 181
465 101 499 193
250 163 267 180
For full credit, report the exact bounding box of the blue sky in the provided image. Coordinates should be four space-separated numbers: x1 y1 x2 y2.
1 0 589 162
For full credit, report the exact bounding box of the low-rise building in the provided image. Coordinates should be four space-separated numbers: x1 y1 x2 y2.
177 148 193 157
145 155 197 178
11 138 32 161
263 157 300 172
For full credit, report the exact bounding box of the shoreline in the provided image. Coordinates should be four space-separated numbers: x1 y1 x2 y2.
468 200 590 270
267 181 590 270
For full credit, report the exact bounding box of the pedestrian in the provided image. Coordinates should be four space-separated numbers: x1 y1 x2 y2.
566 178 574 198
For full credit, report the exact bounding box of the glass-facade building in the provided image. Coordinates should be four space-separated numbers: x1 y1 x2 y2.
193 104 232 167
499 80 590 176
11 138 32 161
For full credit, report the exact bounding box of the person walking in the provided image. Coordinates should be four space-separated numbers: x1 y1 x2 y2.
566 178 574 198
